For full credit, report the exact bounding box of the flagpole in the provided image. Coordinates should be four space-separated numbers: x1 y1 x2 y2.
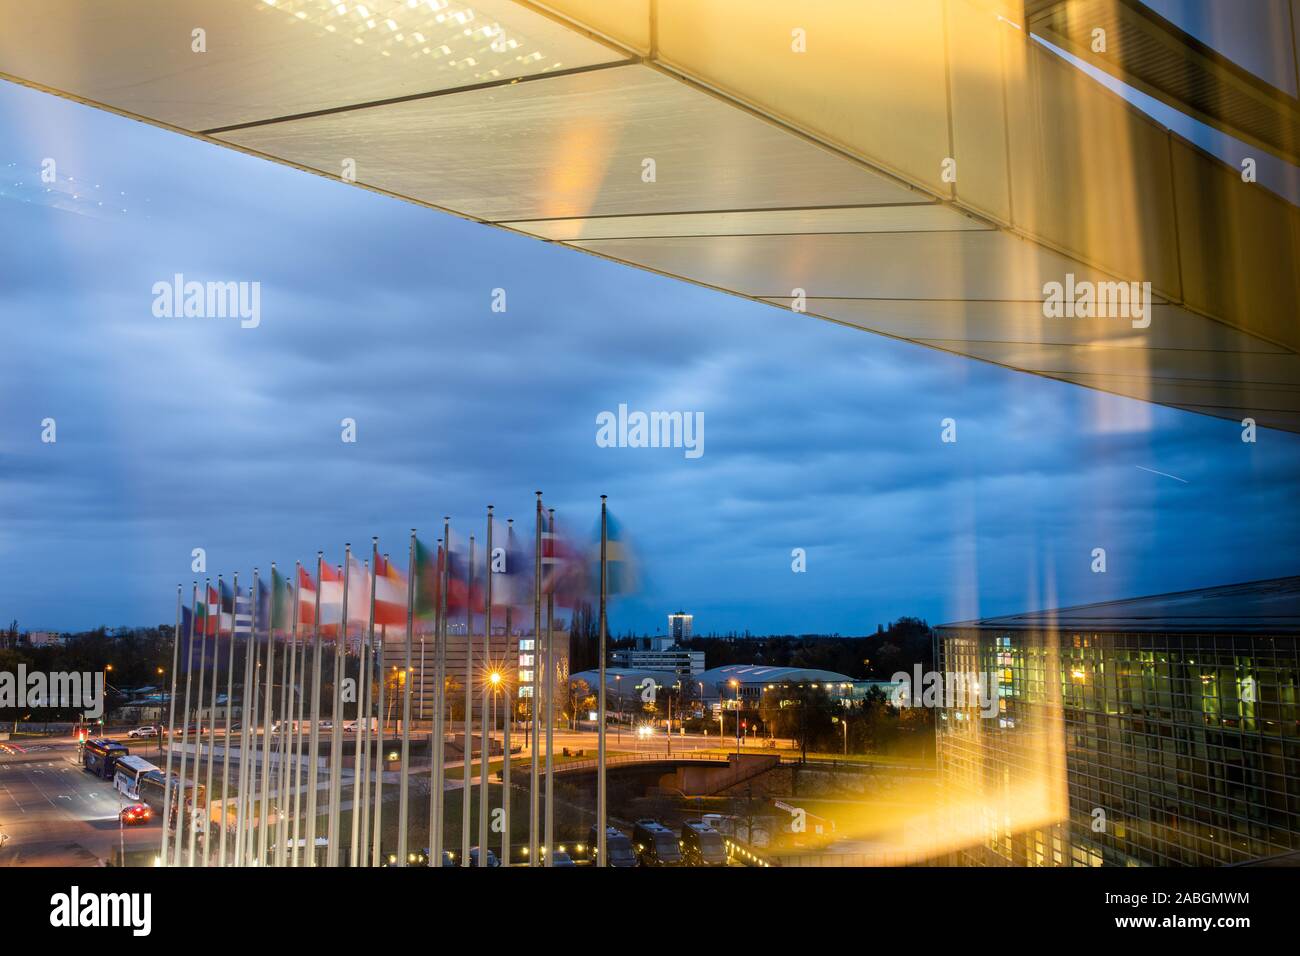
256 564 279 865
500 520 512 869
371 616 386 866
530 492 542 865
219 573 239 867
433 520 450 867
461 534 474 867
289 562 307 867
234 570 257 865
242 572 263 864
398 529 416 866
160 583 184 866
597 496 608 867
427 537 441 867
173 582 198 867
186 577 212 868
358 541 379 867
305 553 324 867
350 556 371 867
478 508 492 864
327 551 350 867
545 508 556 867
276 569 298 868
201 574 224 868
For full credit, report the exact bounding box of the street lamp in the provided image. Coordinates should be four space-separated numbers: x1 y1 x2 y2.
614 674 622 745
729 679 741 755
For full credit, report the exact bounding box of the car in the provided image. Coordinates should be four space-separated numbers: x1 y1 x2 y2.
550 850 577 867
466 847 499 868
128 726 158 738
120 803 153 826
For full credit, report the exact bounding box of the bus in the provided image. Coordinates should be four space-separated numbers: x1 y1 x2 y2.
138 770 205 832
113 755 160 800
82 738 129 779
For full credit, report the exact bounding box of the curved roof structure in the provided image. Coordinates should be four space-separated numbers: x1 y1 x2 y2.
696 664 857 690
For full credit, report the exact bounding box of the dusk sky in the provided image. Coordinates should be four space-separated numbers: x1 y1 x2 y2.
3 77 1298 635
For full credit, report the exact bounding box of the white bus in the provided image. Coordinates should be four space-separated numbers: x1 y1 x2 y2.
113 755 160 800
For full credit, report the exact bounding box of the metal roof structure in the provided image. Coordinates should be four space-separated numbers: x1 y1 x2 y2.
3 0 1297 429
939 574 1300 634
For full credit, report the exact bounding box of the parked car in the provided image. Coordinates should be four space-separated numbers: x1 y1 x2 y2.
550 849 577 867
128 726 158 738
466 847 500 868
120 803 153 826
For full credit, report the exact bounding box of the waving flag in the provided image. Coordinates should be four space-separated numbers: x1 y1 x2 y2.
319 562 344 635
296 565 317 628
542 521 587 607
373 551 408 627
603 510 638 596
492 519 531 614
347 552 371 627
443 530 471 615
271 566 294 634
412 538 440 623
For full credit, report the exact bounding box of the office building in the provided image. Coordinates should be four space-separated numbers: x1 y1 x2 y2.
935 576 1300 866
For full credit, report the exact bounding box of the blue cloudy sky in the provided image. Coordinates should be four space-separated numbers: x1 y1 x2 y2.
2 78 1298 635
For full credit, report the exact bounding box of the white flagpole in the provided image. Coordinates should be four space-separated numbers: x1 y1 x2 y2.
350 555 371 867
242 572 264 864
432 522 450 866
461 534 474 866
478 508 492 864
186 577 211 868
305 553 324 867
530 493 542 865
218 573 239 866
326 551 350 866
257 564 279 864
276 571 298 867
172 581 198 867
545 508 556 866
357 541 378 866
500 521 512 868
397 530 416 865
289 568 307 867
371 618 386 866
160 583 184 867
597 497 608 866
234 571 257 865
201 574 224 867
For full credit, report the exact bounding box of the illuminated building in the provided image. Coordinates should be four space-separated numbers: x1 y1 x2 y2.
936 577 1300 866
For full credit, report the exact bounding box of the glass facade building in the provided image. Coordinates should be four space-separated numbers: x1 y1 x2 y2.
936 577 1300 866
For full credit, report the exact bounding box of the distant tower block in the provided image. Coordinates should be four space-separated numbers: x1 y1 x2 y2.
668 611 693 643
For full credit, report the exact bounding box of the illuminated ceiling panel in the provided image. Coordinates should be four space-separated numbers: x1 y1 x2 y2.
0 0 622 131
219 64 922 221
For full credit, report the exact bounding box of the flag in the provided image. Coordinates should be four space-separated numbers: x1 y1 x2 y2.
271 567 294 634
204 585 220 636
180 601 217 670
492 520 531 612
542 521 587 607
373 551 408 627
412 538 440 622
319 562 344 635
443 530 471 615
296 566 317 628
603 510 638 596
347 552 371 627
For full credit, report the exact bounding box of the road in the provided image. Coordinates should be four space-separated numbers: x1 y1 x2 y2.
0 736 159 866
